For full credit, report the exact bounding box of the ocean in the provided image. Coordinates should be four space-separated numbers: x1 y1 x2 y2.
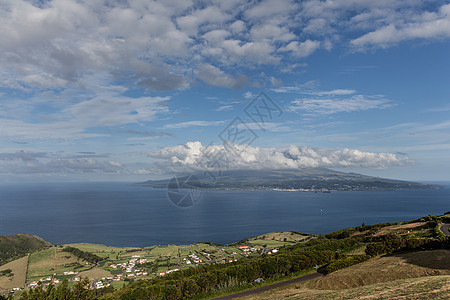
0 182 448 247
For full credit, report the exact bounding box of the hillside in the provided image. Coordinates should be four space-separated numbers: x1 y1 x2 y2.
137 168 442 191
0 234 51 266
3 214 449 299
242 250 450 299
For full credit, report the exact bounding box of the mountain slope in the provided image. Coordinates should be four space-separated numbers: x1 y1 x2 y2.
137 168 442 191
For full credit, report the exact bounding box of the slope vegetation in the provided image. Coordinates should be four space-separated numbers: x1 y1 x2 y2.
0 234 51 266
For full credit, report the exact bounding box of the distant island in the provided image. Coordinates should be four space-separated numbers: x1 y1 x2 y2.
136 168 443 191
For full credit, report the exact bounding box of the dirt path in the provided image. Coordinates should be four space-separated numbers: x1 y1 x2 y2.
213 272 323 299
440 224 450 236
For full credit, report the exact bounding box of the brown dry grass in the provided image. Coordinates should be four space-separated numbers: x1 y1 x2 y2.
77 267 112 280
243 275 449 300
306 250 449 290
374 222 427 236
0 255 28 290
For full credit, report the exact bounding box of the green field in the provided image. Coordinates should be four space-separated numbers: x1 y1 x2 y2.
26 246 93 283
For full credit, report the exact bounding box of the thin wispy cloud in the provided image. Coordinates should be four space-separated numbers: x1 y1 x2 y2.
163 120 227 129
288 96 392 115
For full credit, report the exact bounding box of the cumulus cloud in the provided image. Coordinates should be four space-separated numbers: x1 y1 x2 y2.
195 64 249 89
278 40 321 57
150 141 411 172
0 0 448 92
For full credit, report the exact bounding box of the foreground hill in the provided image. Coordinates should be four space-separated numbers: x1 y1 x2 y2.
138 168 442 191
0 234 51 266
243 250 450 299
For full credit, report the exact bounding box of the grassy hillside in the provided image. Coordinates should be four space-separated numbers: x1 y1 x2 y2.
0 234 51 266
242 249 450 299
244 275 450 299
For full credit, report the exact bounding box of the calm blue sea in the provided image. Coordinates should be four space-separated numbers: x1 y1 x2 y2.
0 182 449 247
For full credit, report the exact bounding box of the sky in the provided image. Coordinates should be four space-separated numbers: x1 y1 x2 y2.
0 0 449 182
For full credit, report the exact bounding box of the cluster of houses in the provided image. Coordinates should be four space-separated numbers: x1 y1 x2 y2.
28 276 61 288
236 245 262 255
183 253 203 265
107 255 148 281
158 268 179 276
92 280 110 290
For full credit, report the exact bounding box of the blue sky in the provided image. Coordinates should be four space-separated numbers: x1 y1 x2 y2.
0 0 449 182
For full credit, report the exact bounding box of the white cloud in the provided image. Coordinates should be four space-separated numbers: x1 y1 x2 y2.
195 63 249 89
229 20 246 33
0 91 170 140
216 105 234 111
312 89 357 96
176 5 231 36
278 40 321 57
272 85 392 115
351 3 450 48
0 151 124 175
64 95 169 127
1 0 448 93
244 0 298 20
150 141 412 171
288 95 392 114
164 120 227 129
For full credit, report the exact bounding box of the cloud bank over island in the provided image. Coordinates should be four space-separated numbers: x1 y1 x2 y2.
150 141 412 173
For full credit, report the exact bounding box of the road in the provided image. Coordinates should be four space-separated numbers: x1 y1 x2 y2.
440 224 450 236
213 272 323 299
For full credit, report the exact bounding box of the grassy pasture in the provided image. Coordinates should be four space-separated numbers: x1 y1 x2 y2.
77 267 112 280
27 247 90 283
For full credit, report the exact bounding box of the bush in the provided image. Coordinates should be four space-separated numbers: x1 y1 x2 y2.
62 247 104 264
318 254 371 274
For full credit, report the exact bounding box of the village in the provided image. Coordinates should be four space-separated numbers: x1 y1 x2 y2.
1 231 312 296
